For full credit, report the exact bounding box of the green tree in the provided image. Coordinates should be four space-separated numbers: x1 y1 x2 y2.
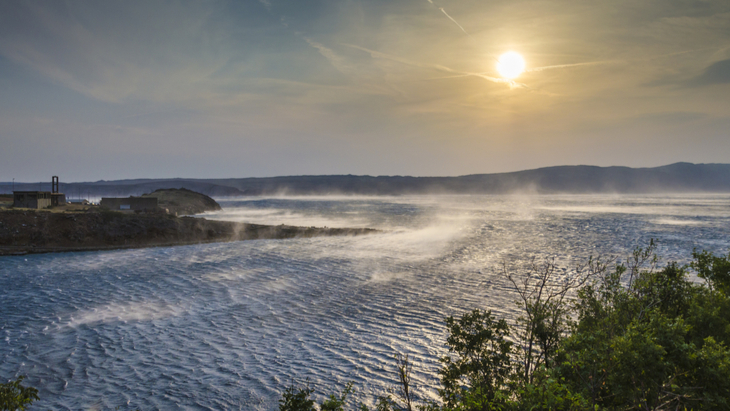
439 309 513 410
558 246 730 410
692 249 730 295
0 376 39 411
320 382 353 411
505 257 596 386
279 381 355 411
280 381 316 411
512 367 589 411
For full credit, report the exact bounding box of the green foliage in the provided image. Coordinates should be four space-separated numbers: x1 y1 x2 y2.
506 258 594 386
692 249 730 295
684 285 730 347
439 309 513 409
0 376 39 411
359 395 397 411
279 381 354 411
321 382 353 411
558 245 730 410
280 383 316 411
514 367 589 411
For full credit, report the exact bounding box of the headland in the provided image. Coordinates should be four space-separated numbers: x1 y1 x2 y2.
0 189 377 256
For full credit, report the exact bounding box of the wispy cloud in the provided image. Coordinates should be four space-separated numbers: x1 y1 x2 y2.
439 8 468 34
527 61 613 72
302 37 354 74
423 0 469 35
344 44 522 87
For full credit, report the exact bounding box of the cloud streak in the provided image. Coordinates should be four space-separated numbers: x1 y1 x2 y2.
439 8 468 34
302 37 354 74
344 44 522 87
527 61 614 72
423 0 469 35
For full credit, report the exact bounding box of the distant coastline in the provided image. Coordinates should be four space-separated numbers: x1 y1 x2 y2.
2 162 729 198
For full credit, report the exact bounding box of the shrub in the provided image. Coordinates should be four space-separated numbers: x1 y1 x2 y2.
0 376 39 411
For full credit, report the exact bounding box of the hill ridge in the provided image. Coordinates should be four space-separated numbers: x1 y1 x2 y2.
2 163 729 197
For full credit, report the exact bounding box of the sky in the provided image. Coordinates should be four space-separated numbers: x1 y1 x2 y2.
1 0 729 182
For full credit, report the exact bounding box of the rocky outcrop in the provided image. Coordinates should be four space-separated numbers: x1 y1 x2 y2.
141 188 222 215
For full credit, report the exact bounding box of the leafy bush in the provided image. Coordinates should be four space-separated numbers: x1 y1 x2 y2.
0 376 39 411
279 381 355 411
558 246 730 410
439 309 513 409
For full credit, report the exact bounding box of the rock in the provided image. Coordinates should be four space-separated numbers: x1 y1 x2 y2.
141 188 222 216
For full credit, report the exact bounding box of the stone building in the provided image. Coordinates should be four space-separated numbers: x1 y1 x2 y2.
13 191 52 209
51 193 67 206
12 176 65 209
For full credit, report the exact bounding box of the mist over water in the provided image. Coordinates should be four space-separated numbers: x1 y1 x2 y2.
2 195 729 410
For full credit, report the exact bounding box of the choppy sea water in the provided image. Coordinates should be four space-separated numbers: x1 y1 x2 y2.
2 195 729 410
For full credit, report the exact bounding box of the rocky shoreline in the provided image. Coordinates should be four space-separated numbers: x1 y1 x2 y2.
0 210 378 256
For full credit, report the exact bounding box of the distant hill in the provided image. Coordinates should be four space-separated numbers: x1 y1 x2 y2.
2 163 729 197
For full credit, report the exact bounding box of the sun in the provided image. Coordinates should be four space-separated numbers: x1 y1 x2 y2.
496 51 526 79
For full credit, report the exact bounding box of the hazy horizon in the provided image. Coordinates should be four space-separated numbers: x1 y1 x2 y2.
2 161 729 186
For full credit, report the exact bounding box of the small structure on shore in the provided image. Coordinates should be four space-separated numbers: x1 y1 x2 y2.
13 191 52 209
100 196 158 211
12 176 66 209
51 176 66 206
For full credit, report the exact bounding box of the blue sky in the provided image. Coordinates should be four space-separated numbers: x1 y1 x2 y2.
1 0 729 182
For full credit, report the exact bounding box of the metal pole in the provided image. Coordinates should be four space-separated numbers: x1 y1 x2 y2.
12 178 14 192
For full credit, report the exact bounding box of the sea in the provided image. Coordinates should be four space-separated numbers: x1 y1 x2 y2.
1 194 729 410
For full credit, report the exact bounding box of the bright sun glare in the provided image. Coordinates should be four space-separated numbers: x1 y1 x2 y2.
496 51 526 79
